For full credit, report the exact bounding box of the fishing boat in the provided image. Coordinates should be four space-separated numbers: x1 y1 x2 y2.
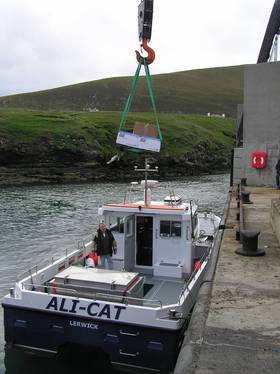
2 1 222 371
2 159 220 373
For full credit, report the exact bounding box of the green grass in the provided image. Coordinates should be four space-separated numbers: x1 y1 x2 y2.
0 108 236 159
0 65 244 118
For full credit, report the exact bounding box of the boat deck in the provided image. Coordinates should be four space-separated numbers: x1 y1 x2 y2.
46 271 187 307
144 277 186 306
20 263 188 308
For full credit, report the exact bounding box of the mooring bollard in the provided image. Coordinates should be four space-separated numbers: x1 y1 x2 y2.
235 230 265 256
235 230 240 241
241 178 247 186
241 191 252 204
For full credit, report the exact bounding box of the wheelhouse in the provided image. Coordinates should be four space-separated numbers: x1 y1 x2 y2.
98 196 199 279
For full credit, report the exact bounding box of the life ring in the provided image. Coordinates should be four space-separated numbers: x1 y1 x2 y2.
252 152 267 169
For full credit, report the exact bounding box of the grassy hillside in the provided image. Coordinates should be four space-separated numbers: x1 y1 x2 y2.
0 65 244 118
0 108 235 186
0 108 235 157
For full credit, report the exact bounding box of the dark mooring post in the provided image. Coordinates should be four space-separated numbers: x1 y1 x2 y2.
241 191 252 204
235 230 265 256
240 178 247 186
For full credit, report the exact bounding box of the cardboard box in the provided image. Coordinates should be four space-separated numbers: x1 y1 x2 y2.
116 130 161 152
133 122 158 138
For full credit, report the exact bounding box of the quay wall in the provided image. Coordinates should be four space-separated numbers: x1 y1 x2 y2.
174 186 280 373
271 198 280 245
233 62 280 186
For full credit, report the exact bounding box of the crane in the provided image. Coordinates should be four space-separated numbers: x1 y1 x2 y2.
136 0 155 65
115 0 162 154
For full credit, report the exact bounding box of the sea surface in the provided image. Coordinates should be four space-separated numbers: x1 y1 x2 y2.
0 174 230 373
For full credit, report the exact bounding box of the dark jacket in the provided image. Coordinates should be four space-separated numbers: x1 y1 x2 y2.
93 229 116 256
276 160 280 175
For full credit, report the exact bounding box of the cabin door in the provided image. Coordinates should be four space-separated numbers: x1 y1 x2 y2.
136 216 153 267
123 215 135 272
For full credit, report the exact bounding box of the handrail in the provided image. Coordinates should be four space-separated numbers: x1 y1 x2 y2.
95 293 162 308
178 270 197 304
17 265 39 282
123 182 193 207
22 283 78 296
46 282 162 308
46 281 126 295
178 191 230 304
22 283 162 308
16 241 93 282
178 249 210 304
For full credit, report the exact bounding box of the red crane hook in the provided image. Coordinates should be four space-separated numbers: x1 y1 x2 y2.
135 38 155 65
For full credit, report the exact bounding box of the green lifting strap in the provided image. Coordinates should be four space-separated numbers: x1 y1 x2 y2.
118 63 142 132
143 59 162 142
118 60 162 143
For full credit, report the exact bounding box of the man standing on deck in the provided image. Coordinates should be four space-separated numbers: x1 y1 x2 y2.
93 223 117 269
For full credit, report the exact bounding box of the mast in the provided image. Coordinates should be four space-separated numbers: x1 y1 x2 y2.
134 157 158 206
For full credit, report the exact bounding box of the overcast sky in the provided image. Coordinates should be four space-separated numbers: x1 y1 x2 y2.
0 0 276 96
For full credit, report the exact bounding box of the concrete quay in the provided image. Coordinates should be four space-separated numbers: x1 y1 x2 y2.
175 187 280 374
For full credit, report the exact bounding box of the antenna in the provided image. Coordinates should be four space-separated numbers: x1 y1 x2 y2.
134 157 158 206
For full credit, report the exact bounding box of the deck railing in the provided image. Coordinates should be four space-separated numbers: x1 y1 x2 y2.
22 283 162 308
178 249 210 304
17 265 40 283
16 239 92 282
22 283 78 296
95 292 162 308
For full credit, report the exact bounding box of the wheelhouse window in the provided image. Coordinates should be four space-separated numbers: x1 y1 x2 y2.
171 221 181 237
160 220 181 237
109 216 124 233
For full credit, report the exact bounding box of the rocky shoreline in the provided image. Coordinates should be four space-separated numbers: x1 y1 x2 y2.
0 124 232 187
0 109 235 186
0 165 230 187
0 155 230 187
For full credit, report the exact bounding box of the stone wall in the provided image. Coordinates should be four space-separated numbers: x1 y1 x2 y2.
271 199 280 245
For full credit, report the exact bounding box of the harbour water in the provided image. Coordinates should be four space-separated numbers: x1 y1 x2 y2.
0 174 229 373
